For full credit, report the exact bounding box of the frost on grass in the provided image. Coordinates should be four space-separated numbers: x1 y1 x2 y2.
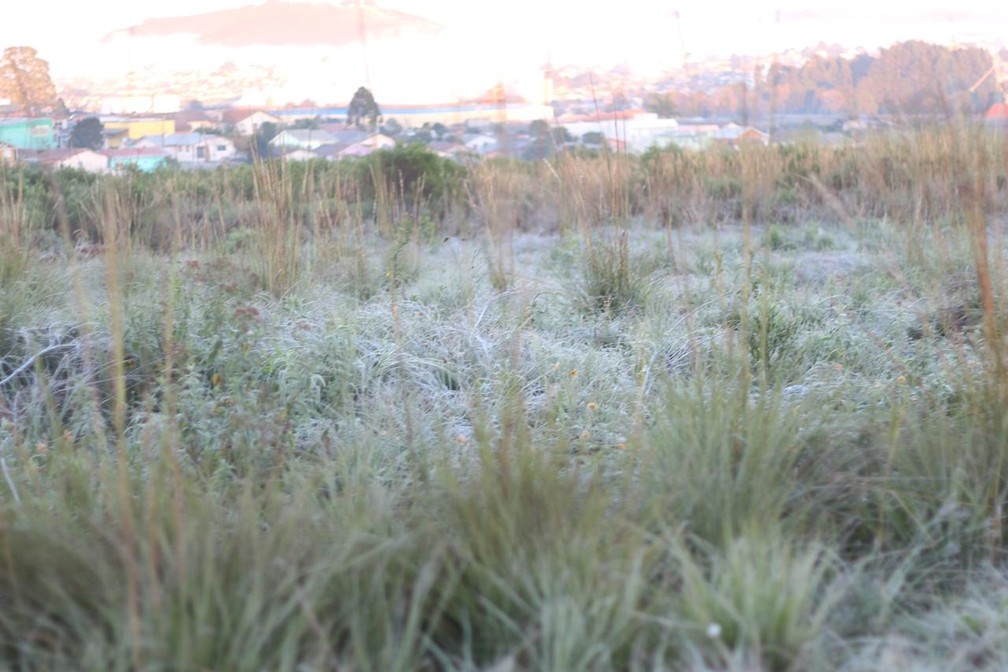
3 184 1008 669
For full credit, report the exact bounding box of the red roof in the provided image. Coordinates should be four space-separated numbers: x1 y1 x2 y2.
985 103 1008 119
37 148 88 163
220 108 269 125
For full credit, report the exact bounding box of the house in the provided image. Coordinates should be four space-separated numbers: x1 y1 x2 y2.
51 114 72 149
736 127 770 146
558 112 683 154
312 144 348 160
173 109 218 133
985 102 1008 125
102 147 171 172
714 123 770 146
664 125 719 151
132 133 237 163
339 143 376 158
842 119 869 134
102 127 130 149
358 132 395 150
36 148 109 173
427 140 464 158
317 125 371 144
280 148 322 162
269 129 339 151
0 141 17 162
234 111 281 136
100 116 176 142
336 132 396 157
280 132 397 162
0 117 55 150
464 134 499 154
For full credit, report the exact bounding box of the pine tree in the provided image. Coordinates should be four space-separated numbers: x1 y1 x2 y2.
347 87 382 131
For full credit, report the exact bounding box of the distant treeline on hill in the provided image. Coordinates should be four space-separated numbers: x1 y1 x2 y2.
669 40 1003 118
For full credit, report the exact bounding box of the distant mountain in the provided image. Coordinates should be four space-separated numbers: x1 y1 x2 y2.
103 0 441 47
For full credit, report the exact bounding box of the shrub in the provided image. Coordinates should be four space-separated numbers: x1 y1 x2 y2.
352 144 467 222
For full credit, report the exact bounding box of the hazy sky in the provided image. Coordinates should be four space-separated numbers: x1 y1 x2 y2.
3 0 1007 101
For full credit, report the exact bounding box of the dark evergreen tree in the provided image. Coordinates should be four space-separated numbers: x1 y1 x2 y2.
347 86 382 131
69 117 104 150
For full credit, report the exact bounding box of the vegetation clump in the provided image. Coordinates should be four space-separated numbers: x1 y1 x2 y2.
2 125 1008 669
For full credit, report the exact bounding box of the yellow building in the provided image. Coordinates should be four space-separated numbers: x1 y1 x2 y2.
100 117 176 145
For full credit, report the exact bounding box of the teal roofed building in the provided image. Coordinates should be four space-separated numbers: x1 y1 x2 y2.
0 117 54 150
102 147 171 172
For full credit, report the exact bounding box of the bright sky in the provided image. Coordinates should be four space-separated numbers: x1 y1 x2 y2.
3 0 1007 101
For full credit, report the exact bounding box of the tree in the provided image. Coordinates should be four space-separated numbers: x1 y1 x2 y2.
253 121 279 159
69 117 104 150
0 46 59 115
853 41 993 115
347 86 382 131
526 120 554 160
528 119 550 138
381 117 402 136
550 126 573 144
644 92 677 118
607 92 630 112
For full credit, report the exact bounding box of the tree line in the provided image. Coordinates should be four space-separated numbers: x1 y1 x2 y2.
660 41 1003 119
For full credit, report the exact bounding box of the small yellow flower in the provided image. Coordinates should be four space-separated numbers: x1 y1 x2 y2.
211 372 224 388
896 375 907 385
569 369 578 378
586 402 598 411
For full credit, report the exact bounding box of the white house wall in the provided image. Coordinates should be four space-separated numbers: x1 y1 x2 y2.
57 151 109 173
236 112 281 136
